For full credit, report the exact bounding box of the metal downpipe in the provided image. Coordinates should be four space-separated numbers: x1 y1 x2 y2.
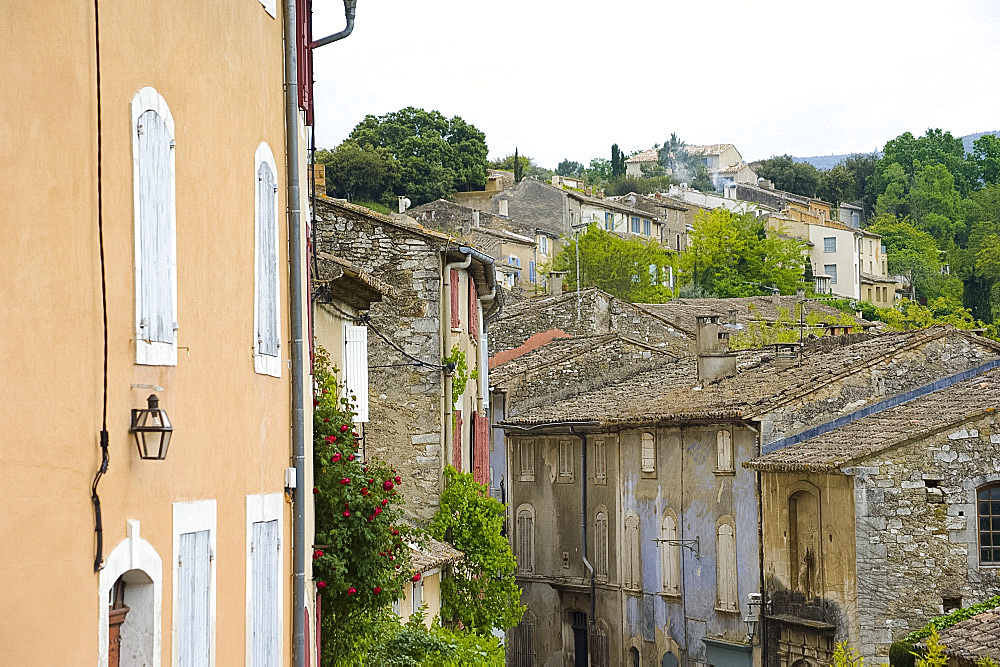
570 425 595 631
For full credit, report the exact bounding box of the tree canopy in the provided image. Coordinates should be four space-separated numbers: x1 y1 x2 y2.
347 107 489 205
751 155 821 198
316 141 400 204
556 159 584 177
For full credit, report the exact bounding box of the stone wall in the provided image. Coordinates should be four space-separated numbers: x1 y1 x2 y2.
314 198 446 521
491 178 568 237
851 410 1000 660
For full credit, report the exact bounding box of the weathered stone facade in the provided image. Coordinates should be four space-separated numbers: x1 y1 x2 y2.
314 197 496 521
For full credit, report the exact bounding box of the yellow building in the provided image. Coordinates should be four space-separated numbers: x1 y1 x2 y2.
1 1 321 664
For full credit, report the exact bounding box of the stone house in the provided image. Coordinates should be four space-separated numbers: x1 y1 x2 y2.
497 324 1000 666
625 148 661 178
409 199 542 293
747 350 1000 664
685 143 759 190
610 192 691 255
313 196 499 521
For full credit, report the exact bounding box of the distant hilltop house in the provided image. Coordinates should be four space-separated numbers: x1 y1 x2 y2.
627 144 759 191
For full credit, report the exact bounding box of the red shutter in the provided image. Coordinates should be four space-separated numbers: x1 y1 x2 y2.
473 411 489 485
452 409 463 472
468 276 478 339
296 0 314 125
450 269 460 329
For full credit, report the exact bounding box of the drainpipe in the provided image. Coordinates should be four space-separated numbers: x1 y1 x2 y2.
286 1 359 665
569 425 595 631
443 252 472 458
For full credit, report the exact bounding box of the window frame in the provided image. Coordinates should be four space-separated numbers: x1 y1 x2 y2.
823 236 837 253
715 429 734 474
631 216 640 233
824 263 838 284
245 493 283 664
518 439 535 482
978 483 1000 566
172 499 217 666
594 438 607 485
643 219 651 236
595 509 609 582
131 87 178 367
640 431 656 474
660 511 680 596
516 505 535 574
558 438 574 482
254 142 282 377
715 517 738 613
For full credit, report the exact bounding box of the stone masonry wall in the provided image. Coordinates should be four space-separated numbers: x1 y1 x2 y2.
314 199 445 521
850 410 1000 661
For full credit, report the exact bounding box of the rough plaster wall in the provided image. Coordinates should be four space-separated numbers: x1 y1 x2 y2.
492 179 567 237
315 203 445 521
761 336 999 446
851 411 1000 661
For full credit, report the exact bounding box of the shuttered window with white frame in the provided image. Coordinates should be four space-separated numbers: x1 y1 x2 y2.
177 530 211 666
250 520 280 665
716 521 738 612
343 324 369 422
131 87 178 366
254 142 281 377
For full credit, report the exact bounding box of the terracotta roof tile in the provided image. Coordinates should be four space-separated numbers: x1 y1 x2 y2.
409 537 463 573
934 609 1000 660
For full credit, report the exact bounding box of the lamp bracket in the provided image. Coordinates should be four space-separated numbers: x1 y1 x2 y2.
652 536 700 559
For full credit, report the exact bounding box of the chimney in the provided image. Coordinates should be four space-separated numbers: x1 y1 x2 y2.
727 308 738 325
773 342 801 370
472 209 481 227
551 175 560 186
498 198 509 217
312 163 326 195
461 216 471 235
771 291 780 307
696 314 737 383
398 196 411 214
796 288 806 300
597 189 605 199
548 270 567 296
585 186 592 196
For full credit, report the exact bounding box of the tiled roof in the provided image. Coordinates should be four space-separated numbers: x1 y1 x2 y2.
563 188 657 218
502 327 989 427
933 609 1000 661
625 148 660 164
610 192 689 213
636 296 873 335
687 144 735 156
746 365 1000 473
860 271 896 284
409 537 463 573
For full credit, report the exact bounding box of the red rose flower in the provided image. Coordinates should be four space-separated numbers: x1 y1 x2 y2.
394 476 402 484
374 586 382 594
374 507 382 516
340 424 350 433
347 587 357 595
324 435 335 444
313 399 319 407
347 454 355 462
331 452 341 463
381 498 389 506
412 572 421 582
343 510 351 517
316 581 327 590
352 431 359 438
313 549 324 559
383 480 394 491
361 487 369 496
312 487 319 495
340 477 350 485
323 418 329 423
395 564 401 569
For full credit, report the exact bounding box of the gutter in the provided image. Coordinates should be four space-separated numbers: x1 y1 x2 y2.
569 424 596 632
289 1 359 665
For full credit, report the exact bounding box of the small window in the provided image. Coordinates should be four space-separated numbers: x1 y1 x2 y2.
978 484 1000 564
676 234 681 251
529 260 536 284
411 578 423 614
254 143 281 376
539 235 548 255
595 511 609 582
519 440 534 481
131 87 178 367
516 506 535 573
624 513 640 588
716 521 738 612
631 216 640 233
641 432 655 473
343 325 369 422
643 219 651 236
559 439 574 481
594 438 607 484
716 430 733 472
825 264 838 284
649 264 658 286
943 596 962 613
661 513 680 595
823 237 836 253
498 199 509 217
668 265 675 290
605 212 613 230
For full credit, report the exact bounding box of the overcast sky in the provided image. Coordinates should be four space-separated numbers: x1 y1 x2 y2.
311 0 1000 168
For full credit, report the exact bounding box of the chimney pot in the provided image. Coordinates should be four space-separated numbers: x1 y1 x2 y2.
472 209 481 227
696 314 737 383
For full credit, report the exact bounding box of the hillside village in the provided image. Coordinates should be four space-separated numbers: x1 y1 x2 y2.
6 3 1000 667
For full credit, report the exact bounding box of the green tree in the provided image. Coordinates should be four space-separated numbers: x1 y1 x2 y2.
513 147 524 183
556 159 584 177
877 128 973 195
679 209 808 297
866 214 955 301
751 155 820 197
549 224 677 302
584 157 613 185
972 133 1000 186
908 163 963 249
428 467 524 635
316 141 400 203
348 107 488 205
690 164 715 192
842 152 879 216
875 162 909 217
818 163 856 208
611 144 626 179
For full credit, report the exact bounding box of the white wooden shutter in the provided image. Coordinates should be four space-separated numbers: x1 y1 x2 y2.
344 325 369 422
255 158 280 374
177 530 211 666
479 334 489 412
717 523 738 611
251 520 280 666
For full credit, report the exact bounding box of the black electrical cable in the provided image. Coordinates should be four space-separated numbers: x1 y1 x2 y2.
90 0 110 574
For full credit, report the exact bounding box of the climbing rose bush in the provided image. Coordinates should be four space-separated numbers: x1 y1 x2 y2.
312 346 413 662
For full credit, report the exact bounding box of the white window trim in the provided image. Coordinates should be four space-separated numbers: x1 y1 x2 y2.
254 142 281 377
245 493 284 666
98 520 163 667
172 499 217 667
131 86 178 366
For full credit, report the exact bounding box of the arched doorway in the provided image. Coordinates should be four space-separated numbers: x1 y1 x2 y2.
571 611 588 667
629 646 640 667
109 570 156 665
662 651 678 667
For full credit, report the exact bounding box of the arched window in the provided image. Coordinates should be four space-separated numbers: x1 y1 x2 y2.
595 510 609 582
978 483 1000 564
516 505 535 573
716 519 737 611
254 142 281 377
716 430 733 472
641 432 655 473
623 513 640 589
629 646 640 667
660 512 680 595
131 87 177 366
789 489 821 597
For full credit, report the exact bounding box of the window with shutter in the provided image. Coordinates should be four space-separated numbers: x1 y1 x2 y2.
468 277 478 339
641 432 655 473
131 87 177 366
558 439 574 481
450 269 460 329
519 440 534 481
254 142 281 377
716 521 738 612
594 438 607 484
624 514 640 589
716 430 733 472
172 499 216 667
246 493 282 667
661 513 680 595
595 511 609 582
516 506 534 573
343 325 369 422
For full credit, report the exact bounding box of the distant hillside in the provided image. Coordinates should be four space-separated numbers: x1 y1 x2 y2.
790 131 998 170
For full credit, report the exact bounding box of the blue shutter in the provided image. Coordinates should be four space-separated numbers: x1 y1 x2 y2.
251 520 280 666
177 530 211 666
529 261 536 283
